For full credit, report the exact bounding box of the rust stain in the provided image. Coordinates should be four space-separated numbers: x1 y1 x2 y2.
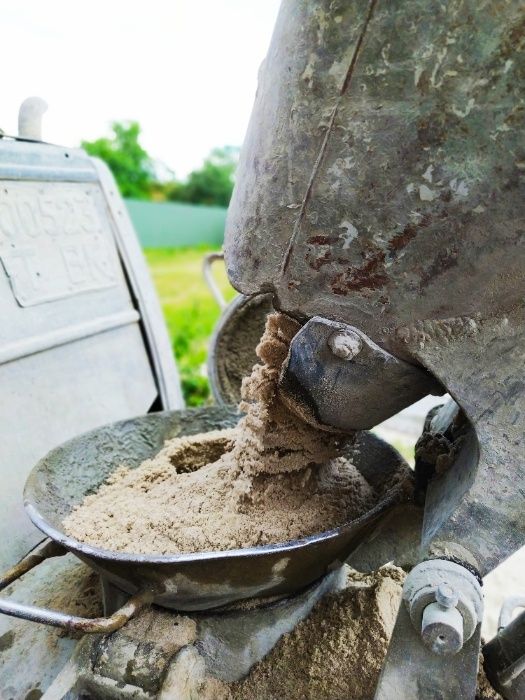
388 224 418 252
387 213 432 254
308 248 332 271
500 12 525 59
307 235 337 245
419 246 459 289
330 249 388 295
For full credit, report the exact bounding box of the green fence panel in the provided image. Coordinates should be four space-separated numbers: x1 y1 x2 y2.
125 198 227 248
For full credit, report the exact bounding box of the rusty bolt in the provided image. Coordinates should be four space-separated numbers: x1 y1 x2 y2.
327 330 362 360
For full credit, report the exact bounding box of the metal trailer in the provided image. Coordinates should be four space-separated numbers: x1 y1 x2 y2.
0 99 183 697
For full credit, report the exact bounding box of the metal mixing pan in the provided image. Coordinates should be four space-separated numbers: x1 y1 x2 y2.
0 406 411 633
202 251 274 405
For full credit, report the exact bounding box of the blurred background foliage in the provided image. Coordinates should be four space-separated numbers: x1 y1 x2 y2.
83 122 240 405
83 121 239 206
144 246 236 406
82 122 155 199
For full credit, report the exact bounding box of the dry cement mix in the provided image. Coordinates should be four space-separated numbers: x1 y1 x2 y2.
64 313 382 554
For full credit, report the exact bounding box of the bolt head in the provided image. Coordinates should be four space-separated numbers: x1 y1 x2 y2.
436 583 459 609
327 331 362 360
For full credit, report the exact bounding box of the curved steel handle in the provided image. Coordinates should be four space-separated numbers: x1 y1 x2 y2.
498 595 525 631
203 252 227 310
0 539 154 633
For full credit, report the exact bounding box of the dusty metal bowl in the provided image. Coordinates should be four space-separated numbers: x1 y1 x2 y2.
208 292 274 405
0 406 410 632
203 251 274 405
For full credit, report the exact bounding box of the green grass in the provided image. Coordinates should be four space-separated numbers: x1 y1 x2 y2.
144 246 236 405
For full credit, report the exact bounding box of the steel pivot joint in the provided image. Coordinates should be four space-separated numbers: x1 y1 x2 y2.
403 559 483 656
279 317 443 433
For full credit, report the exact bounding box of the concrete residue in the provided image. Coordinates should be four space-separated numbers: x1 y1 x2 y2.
222 566 404 700
64 313 376 555
200 566 501 700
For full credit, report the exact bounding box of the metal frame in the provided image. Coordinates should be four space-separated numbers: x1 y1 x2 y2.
94 157 183 410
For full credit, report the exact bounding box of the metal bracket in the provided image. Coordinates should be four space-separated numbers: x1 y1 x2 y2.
279 316 443 432
403 559 483 655
0 540 154 633
375 601 482 699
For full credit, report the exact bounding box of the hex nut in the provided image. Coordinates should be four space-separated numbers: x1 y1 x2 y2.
403 559 484 656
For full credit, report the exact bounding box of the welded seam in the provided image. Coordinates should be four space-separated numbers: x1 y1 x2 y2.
281 0 379 275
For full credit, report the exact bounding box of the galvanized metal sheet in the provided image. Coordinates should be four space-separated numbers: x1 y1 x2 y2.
0 324 158 571
0 140 182 569
0 136 183 698
0 181 120 306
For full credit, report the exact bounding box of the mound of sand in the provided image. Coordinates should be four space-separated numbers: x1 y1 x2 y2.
64 314 383 554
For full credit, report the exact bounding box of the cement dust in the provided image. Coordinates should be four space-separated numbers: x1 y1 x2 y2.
202 566 501 700
223 566 405 700
64 313 379 554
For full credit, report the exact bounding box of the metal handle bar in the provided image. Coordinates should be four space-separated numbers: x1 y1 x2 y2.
202 252 227 310
0 539 154 633
498 596 525 631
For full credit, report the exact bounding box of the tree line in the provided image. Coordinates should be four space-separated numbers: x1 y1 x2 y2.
82 121 238 207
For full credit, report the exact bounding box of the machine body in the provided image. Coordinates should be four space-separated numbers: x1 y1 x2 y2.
225 0 525 696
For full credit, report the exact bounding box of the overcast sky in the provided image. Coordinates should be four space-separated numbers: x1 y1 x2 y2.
1 0 281 177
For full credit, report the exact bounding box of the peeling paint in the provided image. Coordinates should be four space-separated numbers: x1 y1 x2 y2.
430 46 448 88
339 220 359 248
452 98 475 118
419 185 436 201
414 65 424 87
450 178 469 197
327 156 355 178
422 165 434 183
301 56 317 88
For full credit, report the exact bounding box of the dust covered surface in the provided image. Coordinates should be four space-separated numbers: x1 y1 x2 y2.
203 566 502 700
214 293 272 404
224 566 404 700
64 314 382 554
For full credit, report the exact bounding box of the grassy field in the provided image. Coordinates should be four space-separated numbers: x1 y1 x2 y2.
144 246 236 405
